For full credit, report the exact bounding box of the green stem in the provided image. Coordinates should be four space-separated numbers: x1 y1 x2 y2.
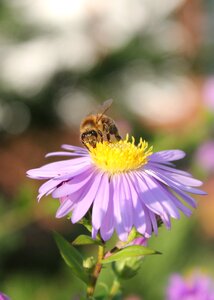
86 245 105 298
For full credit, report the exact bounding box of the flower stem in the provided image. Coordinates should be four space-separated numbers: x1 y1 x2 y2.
86 245 105 298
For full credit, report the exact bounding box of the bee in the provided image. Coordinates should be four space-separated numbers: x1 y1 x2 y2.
80 99 121 149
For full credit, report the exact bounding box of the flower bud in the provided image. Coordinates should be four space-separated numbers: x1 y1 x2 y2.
112 257 143 280
83 256 96 270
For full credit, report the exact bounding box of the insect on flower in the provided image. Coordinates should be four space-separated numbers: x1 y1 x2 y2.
80 99 121 149
27 100 207 242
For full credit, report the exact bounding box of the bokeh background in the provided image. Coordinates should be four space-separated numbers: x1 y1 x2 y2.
0 0 214 299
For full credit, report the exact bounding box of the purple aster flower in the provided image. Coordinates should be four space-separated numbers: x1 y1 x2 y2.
27 135 206 242
0 292 10 300
167 272 214 300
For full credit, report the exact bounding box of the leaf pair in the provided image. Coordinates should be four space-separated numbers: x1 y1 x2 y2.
54 232 161 284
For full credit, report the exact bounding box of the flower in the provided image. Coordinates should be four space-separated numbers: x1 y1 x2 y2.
166 272 214 300
27 136 206 242
0 292 10 300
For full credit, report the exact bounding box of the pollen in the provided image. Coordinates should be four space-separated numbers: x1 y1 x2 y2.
88 135 153 174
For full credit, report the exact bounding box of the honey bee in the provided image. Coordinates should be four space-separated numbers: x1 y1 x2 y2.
80 99 121 149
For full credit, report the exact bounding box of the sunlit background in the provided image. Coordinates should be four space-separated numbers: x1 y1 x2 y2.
0 0 214 299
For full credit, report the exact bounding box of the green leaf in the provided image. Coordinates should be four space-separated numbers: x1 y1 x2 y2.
53 231 89 284
73 234 102 246
78 217 92 233
101 245 161 264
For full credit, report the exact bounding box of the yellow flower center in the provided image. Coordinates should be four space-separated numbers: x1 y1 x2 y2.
88 135 153 174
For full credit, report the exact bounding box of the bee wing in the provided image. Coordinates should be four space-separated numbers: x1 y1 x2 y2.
96 99 113 122
84 99 113 118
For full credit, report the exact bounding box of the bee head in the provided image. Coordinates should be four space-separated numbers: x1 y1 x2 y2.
81 130 98 148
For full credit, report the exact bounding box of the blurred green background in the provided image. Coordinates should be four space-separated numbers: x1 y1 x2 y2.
0 0 214 299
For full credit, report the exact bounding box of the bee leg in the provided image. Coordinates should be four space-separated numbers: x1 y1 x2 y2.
81 139 90 151
97 130 103 142
115 133 122 141
109 124 122 141
103 123 111 142
106 133 111 142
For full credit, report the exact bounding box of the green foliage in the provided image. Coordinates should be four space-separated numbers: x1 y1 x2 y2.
112 257 143 280
102 245 161 264
78 218 93 233
53 232 89 284
72 234 102 246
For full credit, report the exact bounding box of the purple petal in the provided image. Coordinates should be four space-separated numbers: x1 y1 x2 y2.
60 174 99 218
45 151 87 158
148 162 192 177
146 167 206 195
52 168 94 198
100 180 115 241
27 168 61 179
147 167 200 208
71 172 103 223
133 204 147 235
134 172 169 220
162 213 171 229
38 178 62 201
92 227 98 239
40 157 88 170
117 230 128 242
61 144 88 153
163 188 193 217
56 198 75 218
141 173 180 219
138 171 172 228
143 208 153 237
27 157 90 179
171 187 197 208
148 210 159 234
150 150 186 163
119 175 133 231
155 169 203 187
52 163 92 181
92 174 110 231
56 179 96 218
126 182 153 237
125 173 150 236
113 175 128 242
